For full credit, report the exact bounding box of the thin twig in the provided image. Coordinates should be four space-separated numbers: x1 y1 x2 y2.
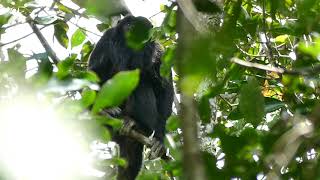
149 10 165 19
0 26 48 47
3 21 26 29
68 20 102 37
27 16 59 65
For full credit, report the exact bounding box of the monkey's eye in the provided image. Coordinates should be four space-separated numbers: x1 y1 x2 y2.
124 23 133 31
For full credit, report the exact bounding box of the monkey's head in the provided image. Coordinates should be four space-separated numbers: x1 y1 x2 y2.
116 15 153 50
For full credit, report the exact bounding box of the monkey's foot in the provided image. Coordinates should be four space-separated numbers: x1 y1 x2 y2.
147 138 166 160
119 118 135 136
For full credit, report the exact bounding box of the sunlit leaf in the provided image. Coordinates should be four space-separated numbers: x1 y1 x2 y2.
80 89 96 108
56 55 76 79
0 13 12 28
166 115 180 131
275 34 289 43
54 20 69 48
71 29 86 48
92 70 140 113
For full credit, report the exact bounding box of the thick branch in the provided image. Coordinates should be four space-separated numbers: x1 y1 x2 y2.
99 110 172 161
176 7 206 180
176 0 208 33
27 16 59 65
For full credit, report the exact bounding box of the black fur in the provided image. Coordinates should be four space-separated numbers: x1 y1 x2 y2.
88 15 173 180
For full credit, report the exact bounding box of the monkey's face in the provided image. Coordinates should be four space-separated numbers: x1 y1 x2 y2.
117 15 153 50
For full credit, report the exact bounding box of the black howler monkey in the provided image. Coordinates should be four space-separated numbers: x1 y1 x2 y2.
88 15 174 180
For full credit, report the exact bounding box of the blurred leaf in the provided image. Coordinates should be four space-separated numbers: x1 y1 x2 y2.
228 107 244 120
162 7 177 34
239 77 265 127
298 37 320 59
56 2 74 14
54 20 69 48
166 115 180 131
160 46 175 78
275 34 289 43
30 57 53 86
6 48 26 80
95 115 123 130
80 41 94 62
198 95 211 123
71 29 86 48
78 71 100 83
96 22 111 32
112 157 127 167
101 128 111 141
72 0 128 20
265 97 285 113
56 55 76 79
125 19 152 50
92 70 140 113
80 89 96 108
0 13 12 28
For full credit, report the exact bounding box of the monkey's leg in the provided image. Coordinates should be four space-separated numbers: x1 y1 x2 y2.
116 137 143 180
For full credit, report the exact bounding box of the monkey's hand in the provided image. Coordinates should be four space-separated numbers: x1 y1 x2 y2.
102 107 122 117
147 138 166 160
119 118 136 136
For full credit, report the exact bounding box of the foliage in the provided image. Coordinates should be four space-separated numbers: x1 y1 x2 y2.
1 0 320 179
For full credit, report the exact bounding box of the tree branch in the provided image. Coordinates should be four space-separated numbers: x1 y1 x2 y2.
231 57 320 76
176 0 208 33
231 57 285 74
0 26 48 47
175 6 206 180
27 16 59 65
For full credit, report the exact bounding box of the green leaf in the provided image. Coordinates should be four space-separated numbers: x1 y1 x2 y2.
239 77 265 127
92 70 140 113
54 20 69 48
77 71 100 83
0 13 12 28
95 115 123 130
166 115 180 131
80 89 96 108
160 46 175 78
80 41 94 62
264 97 285 113
6 48 27 79
111 157 127 167
275 34 289 43
125 19 152 50
298 37 320 59
96 23 111 32
56 2 74 14
198 95 211 123
71 29 86 48
56 55 76 79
